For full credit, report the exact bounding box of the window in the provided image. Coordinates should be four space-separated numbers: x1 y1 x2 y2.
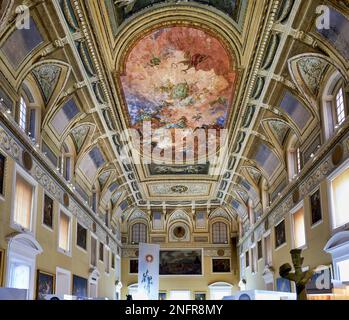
296 147 302 174
90 236 97 267
257 240 263 260
152 212 163 229
19 97 27 131
105 248 110 274
64 156 71 181
0 153 5 196
111 253 115 269
245 251 250 268
292 206 306 248
14 174 34 231
58 211 71 253
131 223 147 244
91 191 97 213
335 88 345 125
251 247 257 273
212 222 228 244
331 166 349 229
240 255 245 278
76 223 87 250
264 234 272 266
99 243 104 262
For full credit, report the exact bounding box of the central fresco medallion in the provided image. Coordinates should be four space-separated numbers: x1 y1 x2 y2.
121 26 236 130
119 26 237 163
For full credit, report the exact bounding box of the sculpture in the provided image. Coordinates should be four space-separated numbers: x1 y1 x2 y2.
279 249 314 300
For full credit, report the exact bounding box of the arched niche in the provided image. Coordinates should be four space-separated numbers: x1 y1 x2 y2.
5 233 43 300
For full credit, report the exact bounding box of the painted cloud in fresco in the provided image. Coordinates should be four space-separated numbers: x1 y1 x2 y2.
121 26 237 131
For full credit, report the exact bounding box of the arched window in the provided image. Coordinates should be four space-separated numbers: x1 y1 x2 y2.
212 222 228 244
131 223 147 244
334 86 345 126
19 97 27 131
323 71 348 139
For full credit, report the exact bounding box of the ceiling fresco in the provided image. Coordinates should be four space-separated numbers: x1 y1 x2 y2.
120 26 237 132
107 0 247 33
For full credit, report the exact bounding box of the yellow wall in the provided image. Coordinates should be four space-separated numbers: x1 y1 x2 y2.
243 180 333 292
0 152 118 299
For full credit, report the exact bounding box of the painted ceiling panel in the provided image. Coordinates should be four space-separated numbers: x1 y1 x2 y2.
51 98 79 135
1 17 43 69
108 0 247 32
279 92 311 130
317 7 349 60
71 125 90 153
253 143 280 177
32 64 61 103
120 26 237 131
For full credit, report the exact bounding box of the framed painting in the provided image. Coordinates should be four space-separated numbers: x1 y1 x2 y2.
43 193 54 229
36 270 55 300
72 275 88 298
276 278 291 293
310 189 322 226
129 259 138 274
159 250 202 275
76 223 87 250
195 292 206 301
0 153 5 196
212 259 231 273
158 292 167 300
275 220 286 249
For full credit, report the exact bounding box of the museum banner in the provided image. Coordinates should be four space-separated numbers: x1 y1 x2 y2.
138 243 160 300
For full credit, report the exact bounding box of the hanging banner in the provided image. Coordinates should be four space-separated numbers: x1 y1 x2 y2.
138 243 160 300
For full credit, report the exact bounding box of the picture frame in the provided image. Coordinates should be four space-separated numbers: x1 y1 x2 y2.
72 275 88 298
129 259 138 274
76 223 87 250
36 270 55 300
212 258 231 273
0 153 6 196
43 193 54 229
195 292 206 300
158 292 167 300
159 250 202 275
310 188 322 226
275 220 286 249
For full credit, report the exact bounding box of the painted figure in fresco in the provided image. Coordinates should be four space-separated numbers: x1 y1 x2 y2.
141 269 153 295
279 249 315 300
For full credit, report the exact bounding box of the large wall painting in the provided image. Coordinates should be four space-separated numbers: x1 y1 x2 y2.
159 249 202 275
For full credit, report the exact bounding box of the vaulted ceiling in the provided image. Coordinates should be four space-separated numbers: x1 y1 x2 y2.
2 0 348 227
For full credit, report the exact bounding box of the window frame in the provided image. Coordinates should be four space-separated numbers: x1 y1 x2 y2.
11 164 38 234
57 205 72 256
18 96 28 132
89 233 98 268
332 81 348 128
211 221 229 244
131 222 148 244
290 201 307 250
328 158 349 232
